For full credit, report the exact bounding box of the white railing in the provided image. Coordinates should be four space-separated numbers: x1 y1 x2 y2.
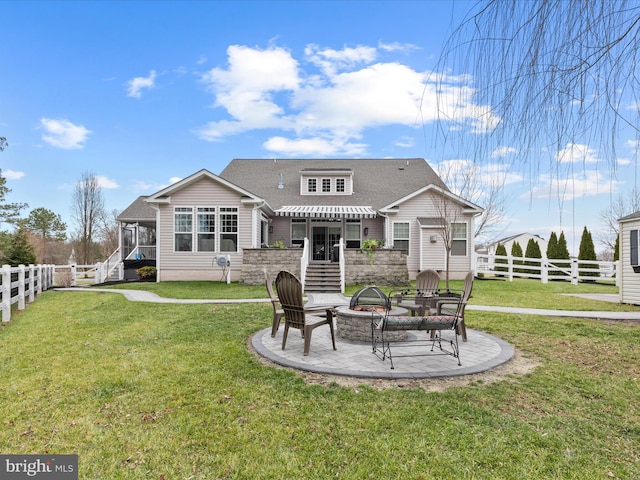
1 264 56 323
476 254 618 285
300 237 309 290
338 238 345 294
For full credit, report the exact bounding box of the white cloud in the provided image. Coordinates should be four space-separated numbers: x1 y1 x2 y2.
491 146 517 158
127 70 157 98
40 118 92 149
4 169 25 180
263 136 367 156
556 143 600 163
527 170 619 201
96 175 118 189
196 43 498 156
304 44 377 76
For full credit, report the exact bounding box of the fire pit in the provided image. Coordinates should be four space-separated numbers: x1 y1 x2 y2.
337 287 408 342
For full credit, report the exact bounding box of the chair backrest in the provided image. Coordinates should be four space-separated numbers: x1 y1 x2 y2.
415 269 440 293
461 271 474 303
264 269 278 303
275 270 306 330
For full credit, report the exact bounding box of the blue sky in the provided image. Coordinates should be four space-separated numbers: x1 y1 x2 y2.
1 0 636 256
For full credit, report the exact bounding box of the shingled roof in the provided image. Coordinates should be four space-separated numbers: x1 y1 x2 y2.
117 195 156 222
218 158 449 211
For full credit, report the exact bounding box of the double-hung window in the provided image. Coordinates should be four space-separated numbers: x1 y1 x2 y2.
393 222 410 253
451 223 467 256
291 219 306 247
345 219 361 248
197 207 216 252
307 178 317 193
220 207 238 252
174 207 193 252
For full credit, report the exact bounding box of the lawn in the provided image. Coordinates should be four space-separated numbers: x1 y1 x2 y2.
0 279 638 479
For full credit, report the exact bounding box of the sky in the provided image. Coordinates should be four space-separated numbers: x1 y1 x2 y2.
1 0 638 256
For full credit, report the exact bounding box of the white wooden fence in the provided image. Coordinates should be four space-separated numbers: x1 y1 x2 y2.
475 254 618 285
1 264 56 323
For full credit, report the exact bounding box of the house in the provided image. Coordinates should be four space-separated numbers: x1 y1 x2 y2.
487 233 548 257
116 158 484 287
618 211 640 304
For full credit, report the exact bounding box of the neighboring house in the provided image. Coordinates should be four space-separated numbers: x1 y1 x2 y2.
618 211 640 304
116 158 484 284
487 233 548 257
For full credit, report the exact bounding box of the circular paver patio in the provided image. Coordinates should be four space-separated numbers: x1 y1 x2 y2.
251 324 514 379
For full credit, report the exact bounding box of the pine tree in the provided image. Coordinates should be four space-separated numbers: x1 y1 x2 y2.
547 231 559 275
578 226 599 279
511 241 524 274
494 243 508 275
554 231 571 277
525 238 542 275
547 231 558 258
1 227 36 266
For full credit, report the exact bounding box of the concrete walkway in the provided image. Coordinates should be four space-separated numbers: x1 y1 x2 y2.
53 288 639 379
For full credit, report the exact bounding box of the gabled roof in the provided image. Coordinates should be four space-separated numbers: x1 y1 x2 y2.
379 184 483 215
489 232 546 247
218 158 450 211
117 196 156 222
145 168 269 208
619 211 640 223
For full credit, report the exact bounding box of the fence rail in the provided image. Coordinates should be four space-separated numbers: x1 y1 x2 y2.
1 264 56 323
475 254 618 285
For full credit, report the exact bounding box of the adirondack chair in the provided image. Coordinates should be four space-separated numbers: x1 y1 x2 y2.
396 269 441 315
275 270 337 356
264 269 285 338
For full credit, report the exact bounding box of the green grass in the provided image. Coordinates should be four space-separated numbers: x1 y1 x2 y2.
1 280 639 479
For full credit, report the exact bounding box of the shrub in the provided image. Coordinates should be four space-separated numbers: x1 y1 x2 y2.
136 266 157 280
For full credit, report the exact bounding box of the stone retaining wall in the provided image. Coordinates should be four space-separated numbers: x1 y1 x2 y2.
240 248 408 286
241 248 301 285
343 249 408 286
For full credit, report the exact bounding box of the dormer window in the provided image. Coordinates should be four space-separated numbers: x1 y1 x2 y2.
301 168 353 195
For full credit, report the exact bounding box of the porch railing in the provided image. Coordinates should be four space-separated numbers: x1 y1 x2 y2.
300 237 309 289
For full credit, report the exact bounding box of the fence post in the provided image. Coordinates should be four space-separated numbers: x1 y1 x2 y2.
36 265 42 294
571 258 579 285
1 265 11 322
18 264 26 310
27 264 35 303
70 264 77 287
508 256 514 282
95 262 104 284
541 258 548 284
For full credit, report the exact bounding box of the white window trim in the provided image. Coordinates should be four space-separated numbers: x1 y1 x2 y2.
392 221 410 255
451 222 468 257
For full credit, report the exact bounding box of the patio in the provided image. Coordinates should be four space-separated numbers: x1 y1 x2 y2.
251 293 515 379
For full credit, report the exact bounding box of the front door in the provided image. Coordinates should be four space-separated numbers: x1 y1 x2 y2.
312 226 341 262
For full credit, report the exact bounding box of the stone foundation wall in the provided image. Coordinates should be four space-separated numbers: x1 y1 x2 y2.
240 247 408 286
344 249 408 286
241 248 301 285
